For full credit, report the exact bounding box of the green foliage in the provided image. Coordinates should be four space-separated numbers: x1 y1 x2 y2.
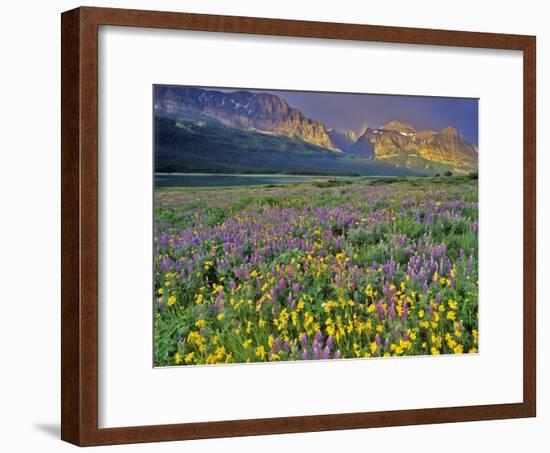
155 116 423 177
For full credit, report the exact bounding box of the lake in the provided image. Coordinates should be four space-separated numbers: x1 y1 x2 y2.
155 173 359 188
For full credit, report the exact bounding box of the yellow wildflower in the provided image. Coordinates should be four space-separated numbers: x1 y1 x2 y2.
255 345 266 360
215 346 226 360
167 295 177 306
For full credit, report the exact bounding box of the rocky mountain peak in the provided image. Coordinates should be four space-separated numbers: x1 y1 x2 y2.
247 92 290 117
327 128 358 152
357 121 370 138
381 120 416 135
345 129 357 142
440 126 461 138
155 87 337 151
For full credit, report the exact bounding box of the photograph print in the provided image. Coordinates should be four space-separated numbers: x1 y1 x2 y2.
153 85 479 367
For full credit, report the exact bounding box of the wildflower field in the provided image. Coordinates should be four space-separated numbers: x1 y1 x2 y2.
154 176 478 366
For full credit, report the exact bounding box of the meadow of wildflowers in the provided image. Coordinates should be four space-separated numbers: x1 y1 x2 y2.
154 176 478 366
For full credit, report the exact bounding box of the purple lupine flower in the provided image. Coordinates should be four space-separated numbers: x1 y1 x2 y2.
301 349 309 360
159 256 174 273
287 293 295 310
315 330 323 344
376 301 385 320
282 340 291 352
326 335 334 350
322 347 330 360
333 350 341 360
312 346 320 360
402 301 408 320
158 232 171 248
273 338 281 354
301 333 308 349
388 300 396 320
467 256 473 274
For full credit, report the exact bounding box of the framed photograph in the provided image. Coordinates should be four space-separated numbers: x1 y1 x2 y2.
61 6 536 446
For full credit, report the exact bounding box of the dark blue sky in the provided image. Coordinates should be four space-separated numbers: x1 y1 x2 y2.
216 87 478 146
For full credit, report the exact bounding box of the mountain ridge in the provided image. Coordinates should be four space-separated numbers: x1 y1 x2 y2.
154 86 478 174
155 86 338 151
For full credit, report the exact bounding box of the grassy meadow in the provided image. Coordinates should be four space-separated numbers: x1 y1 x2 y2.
154 175 478 366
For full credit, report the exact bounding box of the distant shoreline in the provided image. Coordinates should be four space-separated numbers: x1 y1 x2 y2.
154 172 399 178
154 172 427 189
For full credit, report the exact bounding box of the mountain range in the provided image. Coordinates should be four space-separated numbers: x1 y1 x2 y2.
154 86 478 176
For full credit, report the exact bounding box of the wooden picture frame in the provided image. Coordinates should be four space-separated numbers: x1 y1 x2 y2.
61 6 536 446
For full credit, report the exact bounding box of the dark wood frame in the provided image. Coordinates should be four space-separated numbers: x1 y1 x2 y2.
61 6 536 446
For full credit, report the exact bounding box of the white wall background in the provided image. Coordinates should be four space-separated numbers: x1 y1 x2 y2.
0 0 547 451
